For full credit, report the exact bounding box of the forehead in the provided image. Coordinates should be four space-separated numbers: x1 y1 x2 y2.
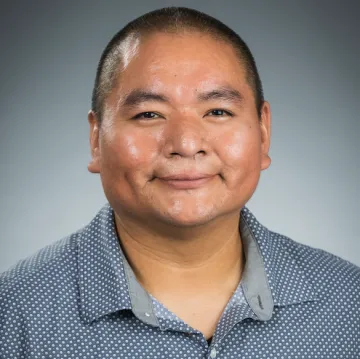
114 32 248 96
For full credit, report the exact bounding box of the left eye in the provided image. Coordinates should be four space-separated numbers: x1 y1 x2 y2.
132 112 161 120
207 109 232 117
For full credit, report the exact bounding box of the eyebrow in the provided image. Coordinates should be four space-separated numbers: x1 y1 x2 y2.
197 87 244 104
119 86 244 108
121 89 170 108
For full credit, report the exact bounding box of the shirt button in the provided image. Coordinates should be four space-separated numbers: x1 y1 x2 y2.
210 348 217 358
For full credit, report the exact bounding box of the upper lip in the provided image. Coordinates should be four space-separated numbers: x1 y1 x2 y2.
158 173 215 181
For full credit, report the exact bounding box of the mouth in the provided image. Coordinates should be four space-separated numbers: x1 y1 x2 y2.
156 174 216 190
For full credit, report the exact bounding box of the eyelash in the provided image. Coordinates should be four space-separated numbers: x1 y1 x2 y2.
207 109 233 117
132 112 161 120
132 109 233 120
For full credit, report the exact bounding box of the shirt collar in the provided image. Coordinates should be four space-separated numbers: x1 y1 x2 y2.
77 204 133 324
77 203 319 324
240 207 319 317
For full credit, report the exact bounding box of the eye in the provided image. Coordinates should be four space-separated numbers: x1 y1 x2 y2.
132 112 161 120
206 109 233 117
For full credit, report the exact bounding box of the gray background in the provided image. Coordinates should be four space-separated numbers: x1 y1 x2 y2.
0 0 359 272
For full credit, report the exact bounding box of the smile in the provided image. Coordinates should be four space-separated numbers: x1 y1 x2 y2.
156 174 216 190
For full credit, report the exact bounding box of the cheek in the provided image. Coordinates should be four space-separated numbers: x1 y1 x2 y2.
101 127 160 171
217 126 262 174
222 131 245 160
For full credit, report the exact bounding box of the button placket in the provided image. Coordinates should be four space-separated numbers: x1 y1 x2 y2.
210 348 217 358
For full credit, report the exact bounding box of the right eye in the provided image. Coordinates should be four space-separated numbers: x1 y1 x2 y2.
132 112 161 120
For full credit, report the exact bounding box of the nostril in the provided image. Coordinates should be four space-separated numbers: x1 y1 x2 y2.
169 150 206 159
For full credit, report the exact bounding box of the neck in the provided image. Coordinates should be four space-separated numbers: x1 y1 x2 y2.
114 210 245 296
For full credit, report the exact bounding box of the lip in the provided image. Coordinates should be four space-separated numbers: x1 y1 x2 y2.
156 174 216 189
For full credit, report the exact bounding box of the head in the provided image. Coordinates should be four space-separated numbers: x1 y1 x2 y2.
88 7 271 229
91 7 264 122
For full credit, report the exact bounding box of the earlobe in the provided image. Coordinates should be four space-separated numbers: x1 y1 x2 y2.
87 110 101 174
261 154 271 170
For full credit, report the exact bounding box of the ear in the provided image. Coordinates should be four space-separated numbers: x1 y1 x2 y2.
87 110 101 174
259 101 271 171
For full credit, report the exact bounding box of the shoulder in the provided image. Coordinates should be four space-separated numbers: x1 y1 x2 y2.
0 226 91 356
269 229 360 298
1 231 78 285
0 229 83 345
0 229 82 312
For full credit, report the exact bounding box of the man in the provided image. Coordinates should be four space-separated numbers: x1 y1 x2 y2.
1 7 359 359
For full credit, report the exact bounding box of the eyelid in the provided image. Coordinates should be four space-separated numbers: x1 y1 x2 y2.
205 109 234 117
132 111 162 120
131 109 233 120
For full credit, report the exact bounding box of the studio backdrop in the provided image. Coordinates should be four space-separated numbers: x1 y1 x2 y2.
0 0 359 272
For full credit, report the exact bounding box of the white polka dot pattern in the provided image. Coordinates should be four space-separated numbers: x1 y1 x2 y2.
0 203 359 358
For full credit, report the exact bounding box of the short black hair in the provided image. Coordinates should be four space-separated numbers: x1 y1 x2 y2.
91 7 264 122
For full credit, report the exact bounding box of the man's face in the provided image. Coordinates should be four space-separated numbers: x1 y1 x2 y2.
88 32 271 227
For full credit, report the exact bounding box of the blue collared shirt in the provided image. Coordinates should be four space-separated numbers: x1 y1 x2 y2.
1 203 359 358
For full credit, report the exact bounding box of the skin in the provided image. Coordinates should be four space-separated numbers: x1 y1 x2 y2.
87 31 271 338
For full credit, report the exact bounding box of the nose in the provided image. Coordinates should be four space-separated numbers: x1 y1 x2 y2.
162 115 209 159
